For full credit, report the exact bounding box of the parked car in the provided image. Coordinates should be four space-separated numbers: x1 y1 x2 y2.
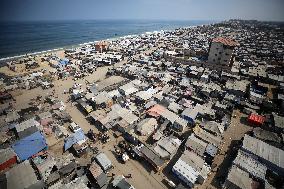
69 122 82 132
164 178 176 188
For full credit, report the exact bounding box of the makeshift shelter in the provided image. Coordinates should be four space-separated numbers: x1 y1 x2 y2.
224 165 255 189
12 131 47 161
154 136 182 160
147 104 166 117
89 161 108 188
136 118 158 136
32 152 56 181
95 153 112 172
140 145 165 171
15 118 42 139
64 129 86 151
0 148 17 171
58 58 69 67
247 113 265 126
112 175 134 189
185 134 207 156
242 135 284 174
3 160 44 189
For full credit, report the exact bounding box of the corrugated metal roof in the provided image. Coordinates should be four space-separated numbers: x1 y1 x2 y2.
168 102 182 113
273 113 284 129
156 136 181 155
160 109 179 124
224 165 252 189
119 82 139 96
185 134 207 156
93 91 111 104
135 88 157 101
200 121 223 135
194 126 222 147
37 111 52 120
32 152 56 181
95 153 112 171
15 118 40 133
140 145 165 168
147 104 166 117
172 159 198 186
90 109 107 122
242 135 284 169
234 150 267 179
180 150 207 174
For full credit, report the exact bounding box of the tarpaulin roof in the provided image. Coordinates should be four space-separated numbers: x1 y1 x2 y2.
147 104 166 117
248 114 265 125
59 59 69 65
12 131 47 161
64 129 86 151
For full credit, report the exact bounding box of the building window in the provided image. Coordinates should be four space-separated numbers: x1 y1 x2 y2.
219 52 222 54
213 59 215 62
215 54 217 56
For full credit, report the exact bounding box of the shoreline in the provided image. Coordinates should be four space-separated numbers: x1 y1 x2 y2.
0 23 206 63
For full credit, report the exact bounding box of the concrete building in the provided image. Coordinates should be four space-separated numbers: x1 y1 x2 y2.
208 37 238 66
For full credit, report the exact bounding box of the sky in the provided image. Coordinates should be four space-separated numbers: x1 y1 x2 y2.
0 0 284 22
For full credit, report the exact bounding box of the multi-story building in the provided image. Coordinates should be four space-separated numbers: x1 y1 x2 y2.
208 37 238 66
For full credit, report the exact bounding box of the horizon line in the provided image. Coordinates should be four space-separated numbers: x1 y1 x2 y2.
1 18 283 23
0 18 220 22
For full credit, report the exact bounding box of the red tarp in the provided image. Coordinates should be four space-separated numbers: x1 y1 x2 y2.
146 104 166 117
248 114 265 126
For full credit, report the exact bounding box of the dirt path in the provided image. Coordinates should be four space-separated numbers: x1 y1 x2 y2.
198 109 252 189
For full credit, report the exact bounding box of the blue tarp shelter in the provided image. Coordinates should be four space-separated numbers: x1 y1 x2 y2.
58 58 69 66
64 129 86 151
12 131 47 161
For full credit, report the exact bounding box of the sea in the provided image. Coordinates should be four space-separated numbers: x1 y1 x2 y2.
0 20 214 59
